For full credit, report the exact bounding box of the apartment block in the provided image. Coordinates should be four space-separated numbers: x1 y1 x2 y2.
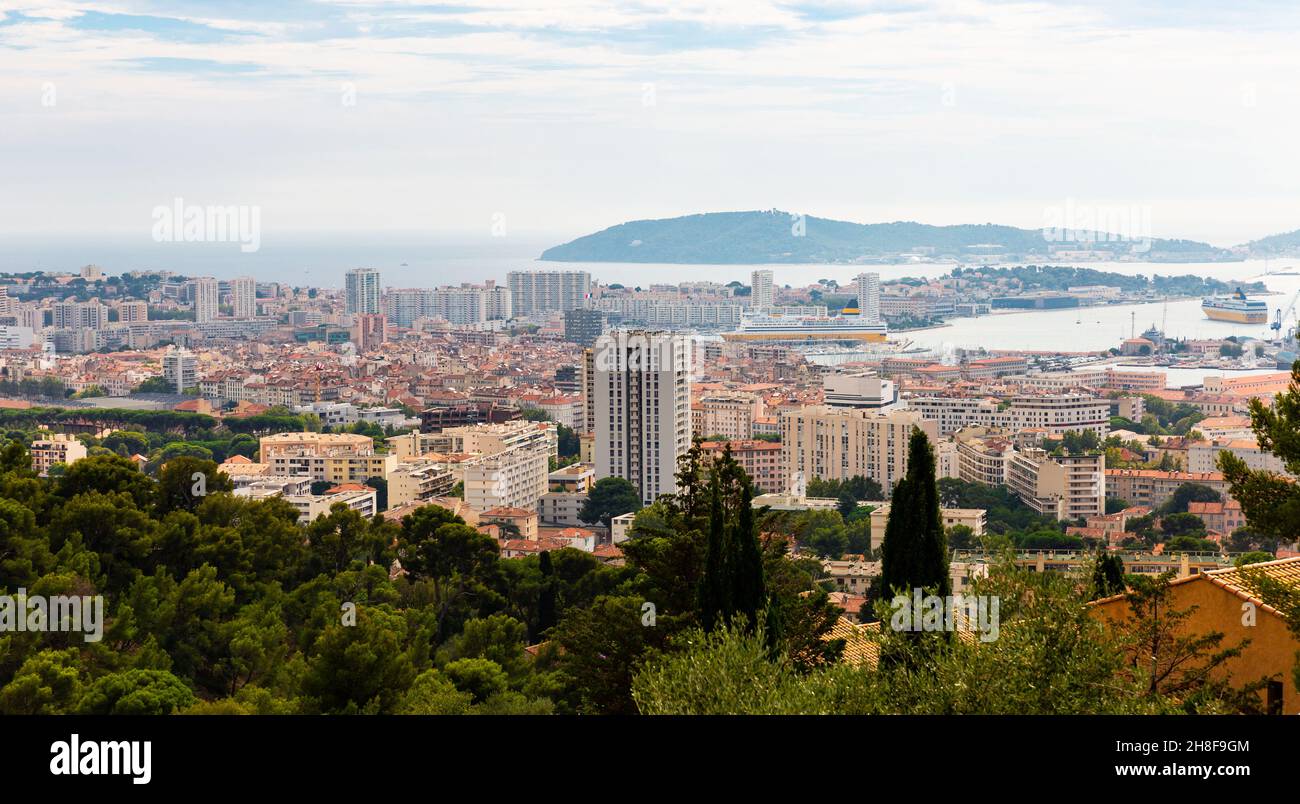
780 406 938 494
30 433 88 476
699 439 786 494
594 330 692 504
1006 447 1105 521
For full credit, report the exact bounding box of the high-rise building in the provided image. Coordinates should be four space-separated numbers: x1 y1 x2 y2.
507 270 591 316
856 272 880 323
751 269 774 310
231 276 257 319
564 308 606 347
593 330 692 503
118 300 149 323
345 268 381 315
52 299 108 329
162 346 197 393
192 277 219 323
780 405 938 495
351 313 387 352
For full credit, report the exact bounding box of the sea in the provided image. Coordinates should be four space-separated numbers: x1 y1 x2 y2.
3 232 1298 386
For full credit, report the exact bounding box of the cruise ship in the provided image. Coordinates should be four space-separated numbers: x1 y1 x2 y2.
1202 288 1268 324
723 309 888 342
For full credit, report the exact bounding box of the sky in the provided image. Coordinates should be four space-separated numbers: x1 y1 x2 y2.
4 0 1300 247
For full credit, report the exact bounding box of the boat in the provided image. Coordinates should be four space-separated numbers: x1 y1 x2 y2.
722 311 888 342
1201 288 1268 324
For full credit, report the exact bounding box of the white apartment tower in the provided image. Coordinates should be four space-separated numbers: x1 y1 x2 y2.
192 277 219 323
507 270 591 316
594 330 692 503
751 269 775 310
231 276 257 319
162 346 197 394
856 272 881 323
345 268 381 315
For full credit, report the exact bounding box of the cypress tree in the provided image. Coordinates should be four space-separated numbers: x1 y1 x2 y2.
730 476 767 630
699 474 729 631
1090 552 1126 599
537 550 557 636
880 427 950 600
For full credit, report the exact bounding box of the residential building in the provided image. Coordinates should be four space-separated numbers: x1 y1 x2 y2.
1006 447 1105 521
823 372 897 410
231 276 257 319
507 270 591 316
699 439 786 493
594 330 692 503
161 346 197 394
1104 469 1232 509
869 503 986 551
1189 439 1290 477
751 269 774 310
30 433 88 476
694 392 762 440
345 268 381 315
191 277 219 323
564 308 606 347
1092 558 1300 714
855 272 880 323
780 406 938 494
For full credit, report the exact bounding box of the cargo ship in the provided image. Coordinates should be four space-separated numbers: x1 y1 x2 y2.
1201 288 1268 324
723 310 888 342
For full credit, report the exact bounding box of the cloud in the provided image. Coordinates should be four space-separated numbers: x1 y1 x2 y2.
3 1 1300 242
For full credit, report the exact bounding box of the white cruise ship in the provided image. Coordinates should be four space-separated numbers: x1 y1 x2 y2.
723 310 888 342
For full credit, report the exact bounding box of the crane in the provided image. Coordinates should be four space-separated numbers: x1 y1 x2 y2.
1272 287 1300 342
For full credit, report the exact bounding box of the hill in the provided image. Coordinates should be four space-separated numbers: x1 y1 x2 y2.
539 210 1234 264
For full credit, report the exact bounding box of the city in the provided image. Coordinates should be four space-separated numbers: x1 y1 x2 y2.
3 0 1299 789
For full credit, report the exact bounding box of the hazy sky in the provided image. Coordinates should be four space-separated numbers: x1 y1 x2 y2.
4 0 1300 246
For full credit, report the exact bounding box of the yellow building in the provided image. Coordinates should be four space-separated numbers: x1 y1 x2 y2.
1091 557 1300 715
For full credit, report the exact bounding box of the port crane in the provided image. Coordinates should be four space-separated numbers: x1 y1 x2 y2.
1272 287 1300 343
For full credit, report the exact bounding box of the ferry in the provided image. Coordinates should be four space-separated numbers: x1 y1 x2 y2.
723 308 888 342
1201 288 1268 324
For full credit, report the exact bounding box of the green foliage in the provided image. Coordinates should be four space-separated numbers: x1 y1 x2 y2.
881 428 949 600
1220 361 1300 542
578 476 641 528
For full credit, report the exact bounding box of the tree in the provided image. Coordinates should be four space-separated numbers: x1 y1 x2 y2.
1220 361 1300 541
57 453 155 509
1091 553 1127 599
76 669 196 715
579 476 641 530
1162 482 1221 515
1160 512 1206 538
156 456 232 514
302 606 419 714
537 551 557 636
134 376 175 394
1115 573 1263 712
880 428 949 600
1105 497 1131 515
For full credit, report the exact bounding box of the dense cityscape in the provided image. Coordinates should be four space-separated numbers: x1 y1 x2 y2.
7 0 1300 788
0 259 1297 725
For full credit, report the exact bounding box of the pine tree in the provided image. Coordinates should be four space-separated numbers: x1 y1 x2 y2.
880 427 950 599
